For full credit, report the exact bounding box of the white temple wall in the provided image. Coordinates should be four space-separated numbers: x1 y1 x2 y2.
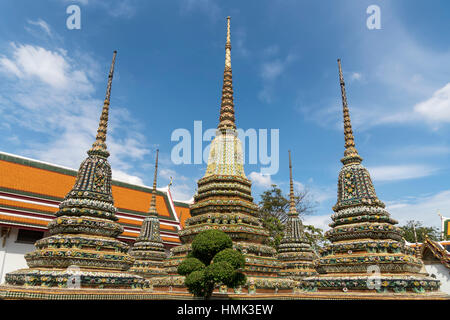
424 263 450 295
0 228 35 284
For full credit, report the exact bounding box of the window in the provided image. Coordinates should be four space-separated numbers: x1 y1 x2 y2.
16 229 44 244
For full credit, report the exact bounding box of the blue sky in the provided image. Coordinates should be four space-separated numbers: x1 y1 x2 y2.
0 0 449 231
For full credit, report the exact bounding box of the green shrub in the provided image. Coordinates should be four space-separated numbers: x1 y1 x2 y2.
177 257 205 276
179 230 247 299
213 248 245 269
185 270 208 297
204 261 234 285
191 229 233 264
227 271 247 287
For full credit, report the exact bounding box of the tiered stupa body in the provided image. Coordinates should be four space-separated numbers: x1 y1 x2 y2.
302 59 441 295
1 52 146 293
129 150 167 278
277 151 317 281
155 17 294 294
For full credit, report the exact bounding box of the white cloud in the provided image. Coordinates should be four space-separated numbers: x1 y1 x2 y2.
160 168 188 181
61 0 135 18
367 164 438 182
180 0 221 20
0 42 150 187
27 19 52 37
249 171 273 188
170 183 195 202
390 145 450 158
350 72 362 81
263 45 279 57
303 214 332 232
258 53 297 103
261 59 284 81
0 43 92 91
386 190 450 229
293 180 305 192
112 169 145 185
414 83 450 123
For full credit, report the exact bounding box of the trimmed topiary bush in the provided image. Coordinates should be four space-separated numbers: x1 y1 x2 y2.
191 229 233 265
227 271 247 287
177 257 205 276
178 230 246 299
184 270 207 297
213 248 245 270
204 261 234 285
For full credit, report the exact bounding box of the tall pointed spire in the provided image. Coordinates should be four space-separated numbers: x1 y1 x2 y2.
300 60 442 298
217 16 236 131
155 17 295 295
337 58 362 165
278 150 317 281
129 149 166 279
135 149 162 242
288 150 297 216
148 149 159 216
88 50 117 158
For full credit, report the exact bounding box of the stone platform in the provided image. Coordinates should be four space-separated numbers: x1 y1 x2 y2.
1 285 448 300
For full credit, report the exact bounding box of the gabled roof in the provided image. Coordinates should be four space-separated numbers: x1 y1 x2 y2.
0 151 192 246
420 237 450 269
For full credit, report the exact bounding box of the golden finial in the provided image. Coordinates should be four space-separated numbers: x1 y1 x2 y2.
88 50 117 157
288 150 298 216
225 16 231 67
337 58 362 164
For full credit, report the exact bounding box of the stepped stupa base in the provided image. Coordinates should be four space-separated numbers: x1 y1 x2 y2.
0 285 191 300
4 268 147 290
301 273 441 295
1 285 447 300
150 275 297 294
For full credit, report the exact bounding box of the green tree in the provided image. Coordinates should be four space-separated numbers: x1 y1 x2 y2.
399 220 440 243
258 184 327 251
177 230 246 299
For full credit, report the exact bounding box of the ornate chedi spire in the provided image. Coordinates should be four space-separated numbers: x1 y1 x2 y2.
337 58 362 166
204 16 244 178
302 59 441 297
1 51 147 297
278 151 317 281
217 16 236 132
129 150 167 279
155 17 294 294
88 50 116 158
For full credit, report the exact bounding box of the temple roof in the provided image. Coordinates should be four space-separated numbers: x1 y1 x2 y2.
420 238 450 269
0 151 190 245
